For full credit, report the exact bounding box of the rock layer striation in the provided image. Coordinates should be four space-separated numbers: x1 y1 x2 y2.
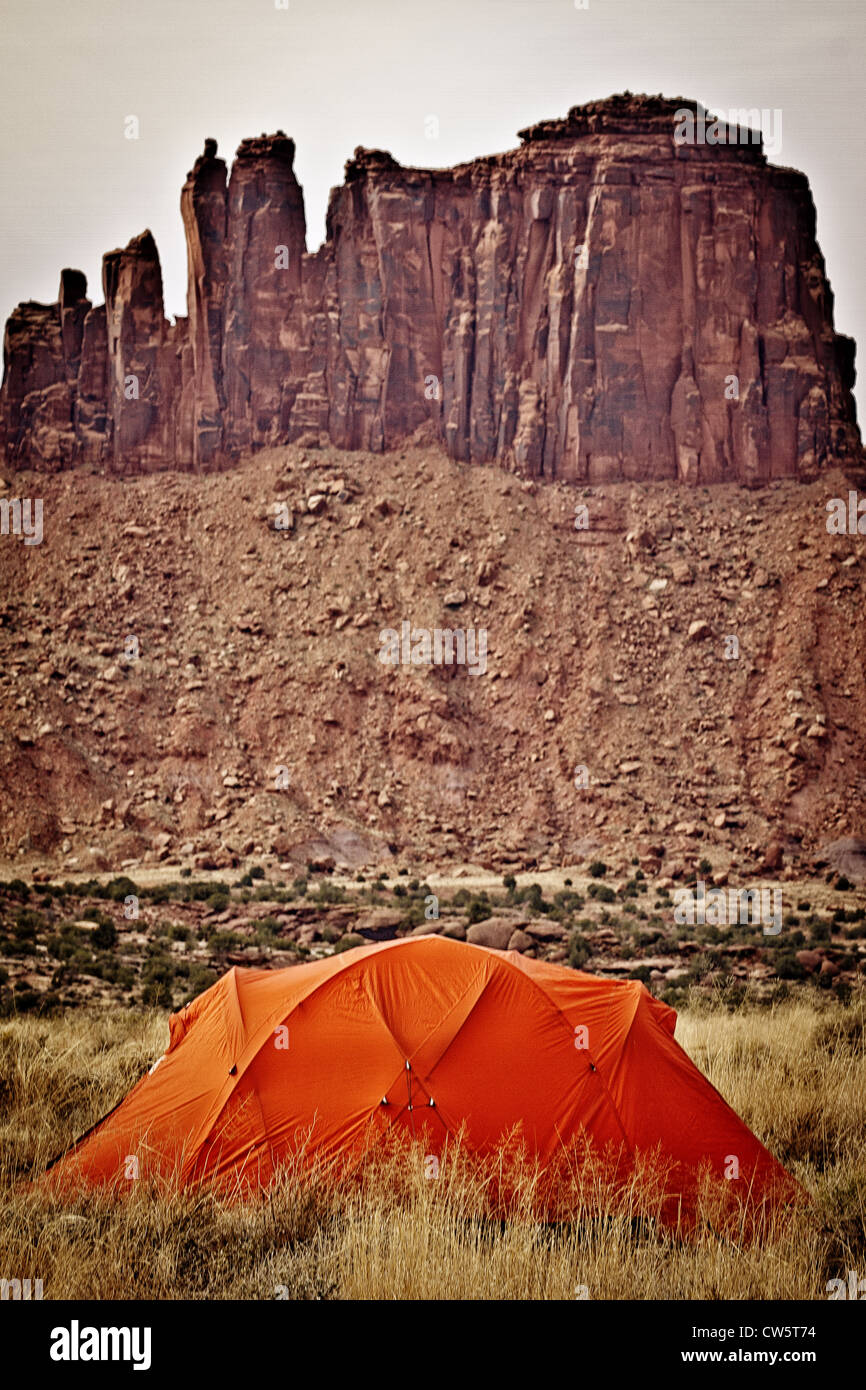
1 95 861 482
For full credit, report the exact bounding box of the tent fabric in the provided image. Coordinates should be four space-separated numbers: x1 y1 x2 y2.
46 936 795 1213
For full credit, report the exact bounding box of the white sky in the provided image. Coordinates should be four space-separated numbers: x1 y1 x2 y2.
2 0 863 416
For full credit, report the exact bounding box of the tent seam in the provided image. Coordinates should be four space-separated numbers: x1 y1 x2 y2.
186 938 479 1168
491 950 639 1154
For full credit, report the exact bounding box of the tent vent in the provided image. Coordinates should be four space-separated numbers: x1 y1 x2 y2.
229 1065 237 1075
380 1097 389 1106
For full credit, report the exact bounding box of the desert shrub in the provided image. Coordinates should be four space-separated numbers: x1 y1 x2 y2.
588 861 607 878
634 928 665 949
13 910 43 940
172 881 229 903
772 951 807 981
628 965 653 984
143 885 172 904
553 890 584 912
182 965 219 1003
140 957 176 1007
334 933 365 954
209 931 243 952
718 980 748 1012
91 920 117 950
80 907 112 927
252 886 283 903
103 877 139 903
0 879 30 899
1 988 45 1016
588 883 616 904
567 931 589 970
45 925 85 961
514 883 547 914
313 882 347 905
73 880 102 898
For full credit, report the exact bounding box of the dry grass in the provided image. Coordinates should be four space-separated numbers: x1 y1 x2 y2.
0 990 864 1300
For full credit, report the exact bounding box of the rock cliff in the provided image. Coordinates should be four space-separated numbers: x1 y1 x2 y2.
1 94 860 482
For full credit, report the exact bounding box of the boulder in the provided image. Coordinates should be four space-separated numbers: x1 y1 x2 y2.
466 918 518 950
795 949 823 973
815 837 866 882
507 928 535 953
525 921 567 941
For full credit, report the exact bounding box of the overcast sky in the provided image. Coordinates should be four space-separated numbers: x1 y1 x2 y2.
2 0 863 416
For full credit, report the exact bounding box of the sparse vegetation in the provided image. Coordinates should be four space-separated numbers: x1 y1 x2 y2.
0 870 862 1017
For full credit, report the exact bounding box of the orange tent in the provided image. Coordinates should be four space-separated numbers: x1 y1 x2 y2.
46 936 795 1217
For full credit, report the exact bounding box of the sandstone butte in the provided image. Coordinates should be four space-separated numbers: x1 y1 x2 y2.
0 93 861 484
